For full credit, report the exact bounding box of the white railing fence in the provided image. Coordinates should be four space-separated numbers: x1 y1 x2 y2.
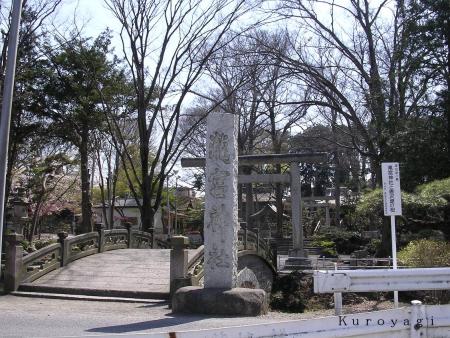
120 301 450 338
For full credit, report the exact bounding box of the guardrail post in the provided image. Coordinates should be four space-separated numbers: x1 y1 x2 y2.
170 236 190 297
333 263 343 315
334 292 343 315
4 233 23 292
57 232 68 267
124 222 132 248
95 223 104 253
410 300 424 338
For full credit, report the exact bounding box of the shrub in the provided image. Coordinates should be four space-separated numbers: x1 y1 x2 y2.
353 178 450 247
312 228 366 254
19 240 31 251
398 239 450 267
416 177 450 201
270 271 306 313
366 239 382 256
34 239 57 250
312 239 337 257
354 189 384 231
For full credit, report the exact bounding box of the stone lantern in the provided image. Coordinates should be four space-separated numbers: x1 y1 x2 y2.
9 188 30 234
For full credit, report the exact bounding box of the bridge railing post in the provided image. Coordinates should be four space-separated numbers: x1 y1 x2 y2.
124 222 132 248
4 233 23 292
170 236 190 297
57 232 68 267
95 223 104 253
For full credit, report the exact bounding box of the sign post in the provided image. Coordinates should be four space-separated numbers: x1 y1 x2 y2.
381 162 402 308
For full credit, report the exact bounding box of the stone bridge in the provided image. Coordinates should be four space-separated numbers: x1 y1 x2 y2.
3 227 275 300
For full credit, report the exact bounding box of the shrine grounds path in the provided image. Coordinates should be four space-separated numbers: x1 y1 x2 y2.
19 249 195 299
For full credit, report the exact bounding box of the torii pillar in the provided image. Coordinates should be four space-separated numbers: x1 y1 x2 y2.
289 161 307 257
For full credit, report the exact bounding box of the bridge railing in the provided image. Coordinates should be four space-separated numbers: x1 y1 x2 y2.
64 232 100 265
187 245 205 286
21 243 62 284
103 229 128 252
238 228 275 264
131 230 153 248
169 228 275 295
3 225 155 292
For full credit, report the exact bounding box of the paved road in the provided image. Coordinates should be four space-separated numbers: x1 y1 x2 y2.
0 295 331 337
21 249 193 298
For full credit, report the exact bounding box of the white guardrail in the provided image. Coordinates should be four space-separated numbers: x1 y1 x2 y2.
313 267 450 293
101 301 450 338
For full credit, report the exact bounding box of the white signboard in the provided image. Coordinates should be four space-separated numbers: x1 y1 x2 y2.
381 162 402 216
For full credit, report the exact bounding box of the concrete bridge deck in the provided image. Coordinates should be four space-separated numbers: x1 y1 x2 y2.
20 249 192 299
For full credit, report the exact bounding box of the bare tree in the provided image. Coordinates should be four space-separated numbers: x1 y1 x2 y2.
273 0 439 254
104 0 259 232
254 30 310 235
275 0 435 186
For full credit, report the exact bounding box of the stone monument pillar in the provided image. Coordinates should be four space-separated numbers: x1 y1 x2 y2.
172 112 267 316
204 112 238 289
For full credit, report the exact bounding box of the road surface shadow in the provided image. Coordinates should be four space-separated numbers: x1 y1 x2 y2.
86 313 213 333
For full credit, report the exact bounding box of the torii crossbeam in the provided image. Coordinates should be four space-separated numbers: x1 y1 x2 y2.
181 152 327 258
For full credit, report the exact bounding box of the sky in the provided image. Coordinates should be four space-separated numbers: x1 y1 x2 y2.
57 0 121 46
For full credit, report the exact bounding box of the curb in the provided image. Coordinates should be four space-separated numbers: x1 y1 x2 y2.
11 290 170 304
19 284 170 300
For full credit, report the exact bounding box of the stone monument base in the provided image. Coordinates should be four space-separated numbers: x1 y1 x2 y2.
172 286 268 316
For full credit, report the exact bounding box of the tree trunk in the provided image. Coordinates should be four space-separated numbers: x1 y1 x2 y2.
378 217 392 257
80 127 93 233
275 164 284 237
334 164 341 227
244 166 254 228
109 151 120 230
4 137 18 210
29 198 43 242
445 60 450 172
446 90 450 172
96 149 109 229
331 110 341 226
141 177 153 232
139 139 152 233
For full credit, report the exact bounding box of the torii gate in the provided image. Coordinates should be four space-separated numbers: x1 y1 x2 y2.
181 152 327 258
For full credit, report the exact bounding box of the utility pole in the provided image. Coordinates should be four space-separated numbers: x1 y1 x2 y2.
0 0 24 280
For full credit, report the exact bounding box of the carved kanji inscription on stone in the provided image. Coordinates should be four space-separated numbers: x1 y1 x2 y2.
207 244 231 270
209 131 230 164
207 204 226 243
208 168 230 198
